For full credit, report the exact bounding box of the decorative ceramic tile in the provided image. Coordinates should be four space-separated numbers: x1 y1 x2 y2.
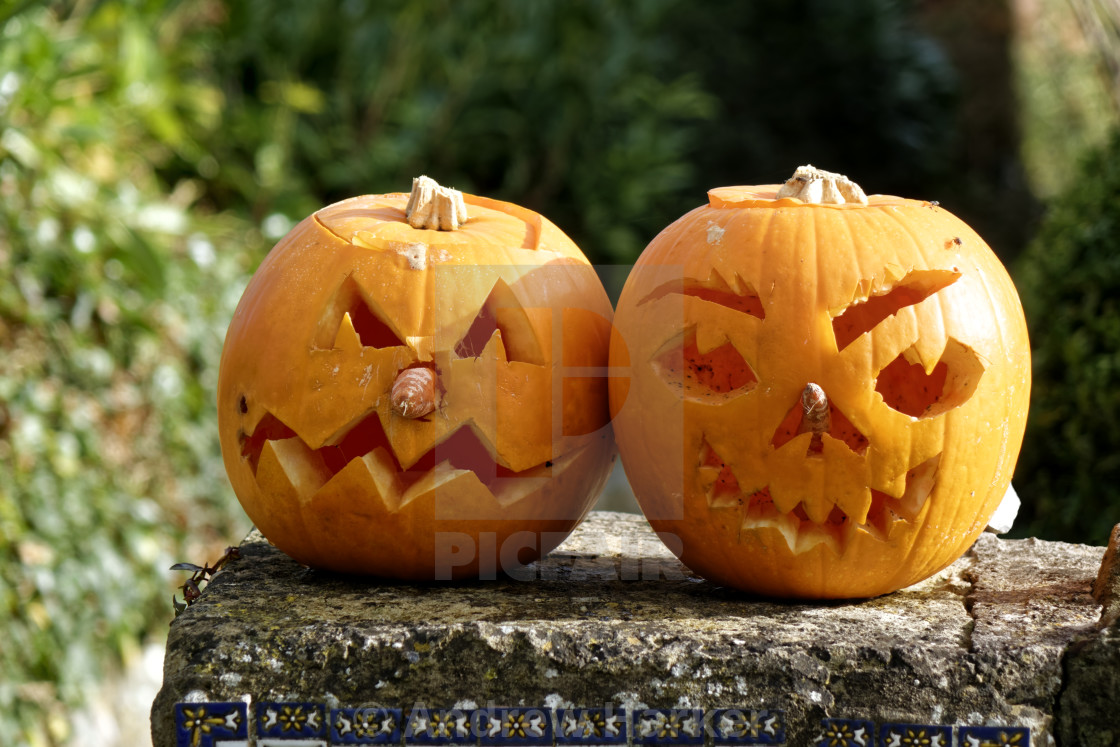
256 702 327 740
631 709 704 746
710 708 785 745
813 718 875 747
554 708 627 746
958 726 1030 746
877 723 952 746
330 708 403 745
164 700 1039 747
404 708 476 745
477 707 552 745
175 702 249 747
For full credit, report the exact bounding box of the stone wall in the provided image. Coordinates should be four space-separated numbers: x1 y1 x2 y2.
151 513 1120 746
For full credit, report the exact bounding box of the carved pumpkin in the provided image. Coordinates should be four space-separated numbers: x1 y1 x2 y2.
218 177 615 579
609 166 1031 598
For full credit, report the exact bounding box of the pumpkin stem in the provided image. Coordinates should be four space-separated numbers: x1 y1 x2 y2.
391 367 438 419
405 175 468 230
776 165 868 206
799 383 831 435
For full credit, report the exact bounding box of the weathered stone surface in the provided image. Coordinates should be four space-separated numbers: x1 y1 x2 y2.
151 512 1107 746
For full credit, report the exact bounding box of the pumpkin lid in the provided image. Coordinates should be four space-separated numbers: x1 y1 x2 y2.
314 175 551 253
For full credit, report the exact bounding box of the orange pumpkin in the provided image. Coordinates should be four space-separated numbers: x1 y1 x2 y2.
609 166 1031 598
218 177 615 579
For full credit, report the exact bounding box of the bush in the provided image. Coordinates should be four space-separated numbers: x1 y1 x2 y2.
1014 130 1120 544
664 0 957 200
185 0 717 265
188 0 957 267
0 3 256 742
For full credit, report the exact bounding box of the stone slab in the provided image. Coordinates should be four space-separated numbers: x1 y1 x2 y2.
151 512 1111 746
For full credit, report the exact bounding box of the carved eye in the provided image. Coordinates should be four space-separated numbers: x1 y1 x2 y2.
876 339 985 418
640 269 765 319
315 275 405 350
831 269 960 352
830 267 983 418
652 331 757 402
641 271 763 402
455 278 546 364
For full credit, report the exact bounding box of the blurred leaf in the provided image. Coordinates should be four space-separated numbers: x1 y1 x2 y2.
1013 128 1120 544
0 2 256 741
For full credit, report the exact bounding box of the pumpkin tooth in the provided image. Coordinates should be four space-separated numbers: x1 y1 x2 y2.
256 437 332 500
246 405 583 515
708 443 939 555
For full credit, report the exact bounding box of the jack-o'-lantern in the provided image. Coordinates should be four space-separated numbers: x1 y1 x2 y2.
609 166 1031 598
218 177 615 579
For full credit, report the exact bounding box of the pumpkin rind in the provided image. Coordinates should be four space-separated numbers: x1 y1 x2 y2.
218 185 615 579
609 181 1031 599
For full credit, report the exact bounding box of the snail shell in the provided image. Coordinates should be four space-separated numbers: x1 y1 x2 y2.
391 367 437 419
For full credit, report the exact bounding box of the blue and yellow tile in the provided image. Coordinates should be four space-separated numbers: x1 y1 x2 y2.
477 707 552 746
710 708 785 745
877 723 952 746
175 702 248 747
331 707 403 745
405 707 476 745
631 709 704 746
554 708 627 746
958 726 1030 746
814 718 874 747
256 701 326 740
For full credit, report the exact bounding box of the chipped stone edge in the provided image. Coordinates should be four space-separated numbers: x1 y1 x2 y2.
1091 523 1120 627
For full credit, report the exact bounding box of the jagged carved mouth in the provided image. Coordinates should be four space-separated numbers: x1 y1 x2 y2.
700 439 939 555
240 409 571 511
234 261 597 511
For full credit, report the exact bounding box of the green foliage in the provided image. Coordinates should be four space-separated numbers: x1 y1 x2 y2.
664 0 957 198
188 0 956 266
0 3 255 742
188 0 716 264
1014 129 1120 545
1015 0 1119 199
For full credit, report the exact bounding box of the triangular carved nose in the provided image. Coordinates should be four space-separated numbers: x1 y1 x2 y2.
770 383 869 457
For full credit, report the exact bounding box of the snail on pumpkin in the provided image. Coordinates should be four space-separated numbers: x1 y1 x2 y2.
609 166 1031 598
218 177 615 579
